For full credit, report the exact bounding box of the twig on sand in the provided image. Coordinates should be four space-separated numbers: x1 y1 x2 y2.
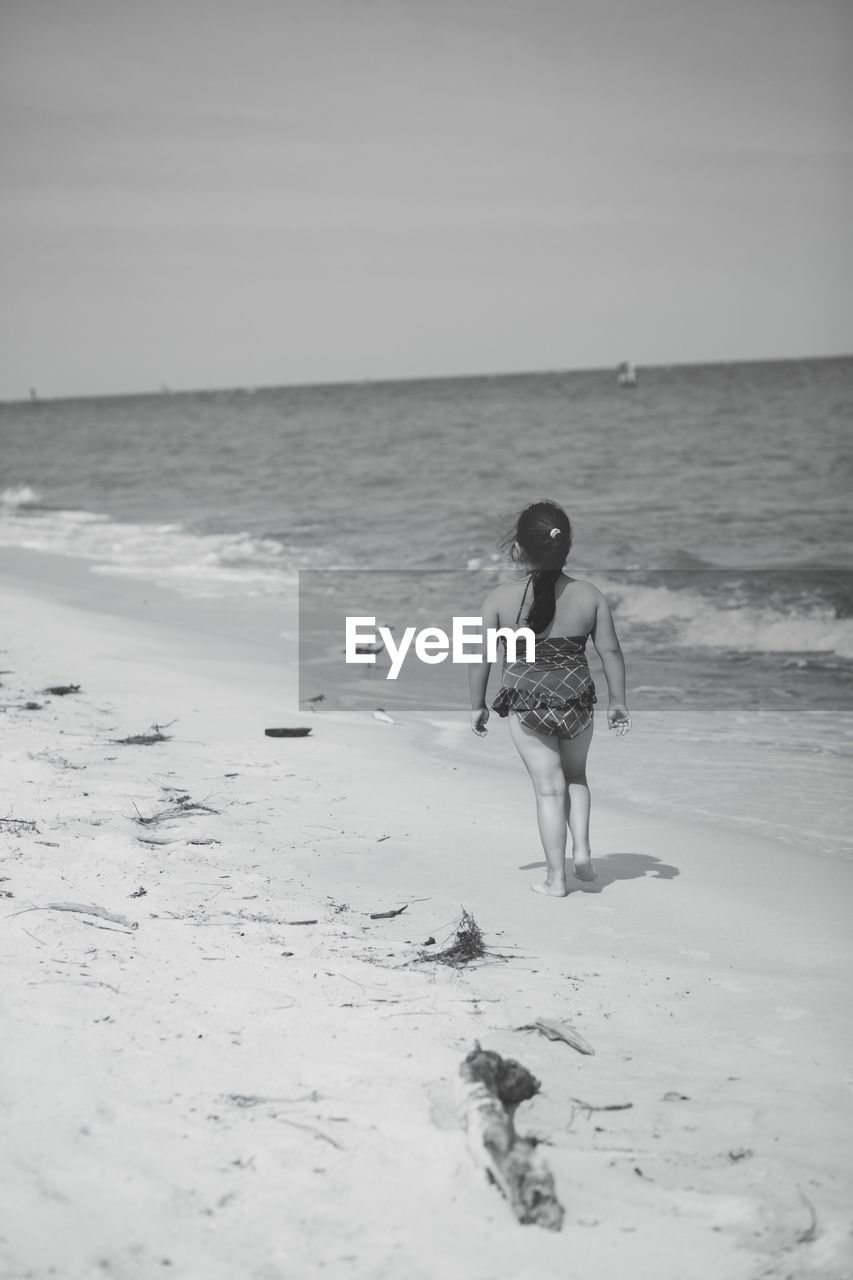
0 817 38 834
114 721 176 746
224 1092 344 1149
43 684 81 696
45 902 138 930
369 904 408 920
225 1091 319 1108
273 1117 344 1149
286 918 318 926
132 793 219 825
457 1043 563 1231
567 1097 633 1128
516 1018 596 1056
796 1189 819 1245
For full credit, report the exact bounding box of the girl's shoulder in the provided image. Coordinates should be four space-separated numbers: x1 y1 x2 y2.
480 577 528 620
481 579 522 609
561 575 605 603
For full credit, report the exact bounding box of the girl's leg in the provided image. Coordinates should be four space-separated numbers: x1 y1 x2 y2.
507 714 568 896
558 723 594 880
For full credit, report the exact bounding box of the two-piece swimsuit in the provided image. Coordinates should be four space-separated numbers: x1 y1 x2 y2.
491 577 597 739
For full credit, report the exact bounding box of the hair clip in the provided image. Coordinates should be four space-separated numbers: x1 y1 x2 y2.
549 527 560 539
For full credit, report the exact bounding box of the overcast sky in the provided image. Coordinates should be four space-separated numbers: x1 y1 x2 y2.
1 0 850 398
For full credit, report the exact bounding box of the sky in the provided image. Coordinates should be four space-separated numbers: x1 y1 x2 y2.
0 0 851 398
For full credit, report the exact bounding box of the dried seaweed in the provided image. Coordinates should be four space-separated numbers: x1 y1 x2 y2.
132 792 219 825
415 909 505 968
0 817 38 834
114 721 175 746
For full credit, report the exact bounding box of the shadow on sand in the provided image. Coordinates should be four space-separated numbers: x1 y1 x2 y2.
518 852 680 895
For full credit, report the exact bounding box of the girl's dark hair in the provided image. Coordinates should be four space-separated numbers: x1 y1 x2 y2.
501 499 572 634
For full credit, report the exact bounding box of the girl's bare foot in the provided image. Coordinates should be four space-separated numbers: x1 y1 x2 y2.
572 848 596 882
531 879 568 897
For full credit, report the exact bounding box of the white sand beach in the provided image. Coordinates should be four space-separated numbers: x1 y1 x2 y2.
1 553 852 1280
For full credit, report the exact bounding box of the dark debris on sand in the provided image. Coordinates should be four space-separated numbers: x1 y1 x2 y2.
414 908 511 969
132 791 219 825
114 721 175 746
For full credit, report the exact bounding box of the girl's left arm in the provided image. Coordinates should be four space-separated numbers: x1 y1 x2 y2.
468 593 500 736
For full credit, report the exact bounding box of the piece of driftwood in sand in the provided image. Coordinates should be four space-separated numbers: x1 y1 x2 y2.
456 1044 564 1231
43 684 81 696
264 727 312 737
46 901 138 930
369 904 408 920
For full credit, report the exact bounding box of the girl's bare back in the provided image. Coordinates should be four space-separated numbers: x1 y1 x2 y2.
495 575 599 639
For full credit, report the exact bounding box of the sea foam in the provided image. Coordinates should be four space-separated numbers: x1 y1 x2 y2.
600 576 853 661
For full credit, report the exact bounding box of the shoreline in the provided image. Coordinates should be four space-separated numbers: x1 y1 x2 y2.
5 544 851 863
1 557 852 1278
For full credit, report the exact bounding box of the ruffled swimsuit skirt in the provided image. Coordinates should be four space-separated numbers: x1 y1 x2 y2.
491 635 597 739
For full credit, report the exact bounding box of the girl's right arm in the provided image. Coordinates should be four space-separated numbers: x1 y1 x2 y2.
468 590 500 736
590 589 632 735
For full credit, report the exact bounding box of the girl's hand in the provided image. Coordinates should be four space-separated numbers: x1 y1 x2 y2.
471 707 490 736
607 701 632 736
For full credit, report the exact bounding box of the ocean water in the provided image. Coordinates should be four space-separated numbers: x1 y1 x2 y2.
2 358 852 854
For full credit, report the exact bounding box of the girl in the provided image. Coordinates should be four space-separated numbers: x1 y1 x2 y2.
469 500 631 896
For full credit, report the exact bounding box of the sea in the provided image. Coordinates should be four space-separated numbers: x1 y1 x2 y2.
2 357 851 857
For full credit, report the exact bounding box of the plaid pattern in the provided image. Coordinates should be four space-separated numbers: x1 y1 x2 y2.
491 636 596 739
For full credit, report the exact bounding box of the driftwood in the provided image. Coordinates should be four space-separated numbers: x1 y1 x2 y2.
43 684 81 696
265 727 312 738
46 902 138 930
456 1044 563 1231
369 904 408 920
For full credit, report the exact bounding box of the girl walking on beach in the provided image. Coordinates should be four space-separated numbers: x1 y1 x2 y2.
469 500 631 896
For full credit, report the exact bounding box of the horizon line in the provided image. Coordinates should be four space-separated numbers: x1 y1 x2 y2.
3 350 851 407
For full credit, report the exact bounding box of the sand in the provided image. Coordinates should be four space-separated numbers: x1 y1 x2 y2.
1 553 852 1280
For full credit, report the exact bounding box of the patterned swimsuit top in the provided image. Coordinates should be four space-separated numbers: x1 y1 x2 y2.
492 576 597 737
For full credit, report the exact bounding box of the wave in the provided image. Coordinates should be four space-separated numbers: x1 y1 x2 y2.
600 575 853 661
0 503 298 599
1 484 43 508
